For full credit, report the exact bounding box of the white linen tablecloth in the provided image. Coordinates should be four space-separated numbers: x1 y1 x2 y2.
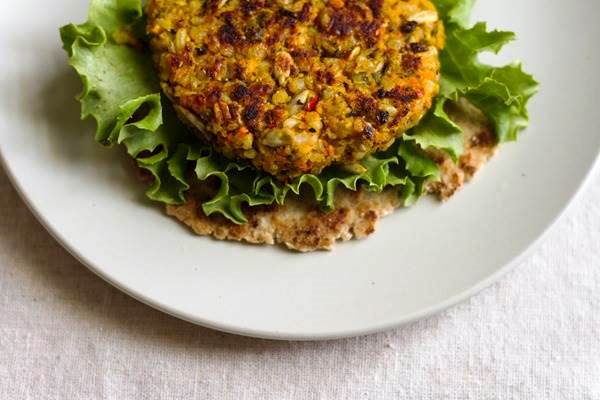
1 162 599 400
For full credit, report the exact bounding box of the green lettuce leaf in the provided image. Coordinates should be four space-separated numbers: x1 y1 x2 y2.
60 0 191 204
417 2 539 147
60 0 537 224
406 98 464 161
431 0 476 27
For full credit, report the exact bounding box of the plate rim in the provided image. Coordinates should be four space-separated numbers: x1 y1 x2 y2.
2 0 600 340
1 148 597 340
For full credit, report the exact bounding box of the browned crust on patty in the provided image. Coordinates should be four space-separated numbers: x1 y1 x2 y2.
165 99 497 251
146 0 444 180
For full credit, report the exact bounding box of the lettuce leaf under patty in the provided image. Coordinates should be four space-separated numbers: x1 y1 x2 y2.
60 0 538 224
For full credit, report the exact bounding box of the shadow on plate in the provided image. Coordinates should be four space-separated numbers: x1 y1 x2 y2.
3 165 430 349
27 57 156 207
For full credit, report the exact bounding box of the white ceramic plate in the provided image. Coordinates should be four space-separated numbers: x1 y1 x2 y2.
1 0 598 340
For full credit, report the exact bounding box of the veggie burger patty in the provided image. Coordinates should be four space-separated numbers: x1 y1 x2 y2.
147 0 445 180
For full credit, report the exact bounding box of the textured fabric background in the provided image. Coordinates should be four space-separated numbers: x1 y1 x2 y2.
1 163 599 400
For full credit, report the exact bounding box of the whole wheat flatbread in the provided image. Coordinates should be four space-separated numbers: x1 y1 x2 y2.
166 100 497 251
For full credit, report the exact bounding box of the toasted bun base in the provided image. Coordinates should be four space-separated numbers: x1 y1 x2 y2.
166 100 496 251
